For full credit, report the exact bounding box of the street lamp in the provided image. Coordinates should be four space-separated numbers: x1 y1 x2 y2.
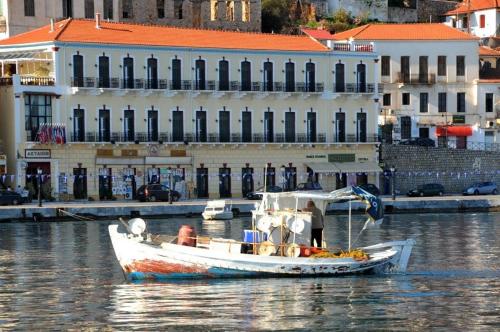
37 168 42 207
390 166 396 201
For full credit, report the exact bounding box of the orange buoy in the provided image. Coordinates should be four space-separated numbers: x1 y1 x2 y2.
177 225 197 247
299 244 311 257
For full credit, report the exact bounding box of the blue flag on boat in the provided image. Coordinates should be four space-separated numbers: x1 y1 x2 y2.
352 186 384 223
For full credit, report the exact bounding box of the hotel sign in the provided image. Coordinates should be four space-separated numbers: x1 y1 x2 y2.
25 149 51 159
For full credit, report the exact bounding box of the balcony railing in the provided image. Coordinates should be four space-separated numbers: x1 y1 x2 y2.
396 73 436 85
333 83 376 93
332 42 374 53
59 131 378 144
71 77 326 94
20 76 55 86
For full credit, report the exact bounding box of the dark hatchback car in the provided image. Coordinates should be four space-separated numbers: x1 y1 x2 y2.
295 182 323 191
136 184 181 202
407 183 445 197
246 186 283 200
0 191 23 205
358 183 381 196
399 137 435 147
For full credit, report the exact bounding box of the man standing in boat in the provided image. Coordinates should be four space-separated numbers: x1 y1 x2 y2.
305 200 324 248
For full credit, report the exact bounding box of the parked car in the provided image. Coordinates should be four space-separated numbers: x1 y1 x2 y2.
136 184 181 202
463 182 497 195
0 190 23 205
358 183 381 196
246 186 283 200
399 137 435 147
295 182 323 191
407 183 445 197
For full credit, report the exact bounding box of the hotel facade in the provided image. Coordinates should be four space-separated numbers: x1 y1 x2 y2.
0 18 381 200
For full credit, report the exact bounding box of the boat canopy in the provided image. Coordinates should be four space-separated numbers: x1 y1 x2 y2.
258 186 383 223
206 200 229 208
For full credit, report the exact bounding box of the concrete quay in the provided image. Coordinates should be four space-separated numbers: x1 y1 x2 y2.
0 195 499 222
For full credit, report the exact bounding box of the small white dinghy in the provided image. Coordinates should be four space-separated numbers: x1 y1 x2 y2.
109 187 416 281
202 200 234 220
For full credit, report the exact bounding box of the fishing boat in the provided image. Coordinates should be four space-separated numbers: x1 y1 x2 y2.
109 186 415 280
201 200 233 220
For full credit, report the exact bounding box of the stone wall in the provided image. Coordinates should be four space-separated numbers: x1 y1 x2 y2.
380 144 500 195
417 0 459 22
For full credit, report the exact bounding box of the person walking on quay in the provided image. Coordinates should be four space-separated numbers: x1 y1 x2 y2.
305 200 324 248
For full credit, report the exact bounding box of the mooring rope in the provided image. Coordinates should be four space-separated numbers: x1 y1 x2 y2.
57 208 96 221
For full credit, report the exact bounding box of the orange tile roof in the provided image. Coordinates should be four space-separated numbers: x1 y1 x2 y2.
479 46 500 56
0 19 329 52
301 28 334 40
444 0 499 16
331 23 478 41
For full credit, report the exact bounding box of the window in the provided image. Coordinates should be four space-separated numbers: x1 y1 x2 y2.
456 56 465 76
335 62 345 92
219 109 230 142
123 56 134 89
264 110 273 142
147 58 158 89
400 56 410 83
285 111 295 142
218 59 229 91
122 0 133 18
24 0 35 16
307 111 316 142
381 56 390 76
62 0 73 18
25 95 52 141
157 0 165 18
103 0 113 19
356 63 366 93
174 0 183 19
219 167 231 198
242 110 252 142
306 62 315 92
73 108 85 142
383 93 391 106
400 116 411 140
195 59 206 90
419 127 429 138
420 92 429 113
438 92 447 113
98 55 110 88
480 14 485 28
123 109 134 142
402 92 410 105
172 109 184 141
241 60 251 91
196 109 207 142
148 110 158 141
438 56 447 76
84 0 94 18
335 112 345 142
263 61 273 92
98 108 110 142
226 1 234 21
485 93 493 112
457 92 466 112
73 54 83 87
356 112 366 142
285 62 295 92
172 58 181 90
242 0 250 22
419 56 428 83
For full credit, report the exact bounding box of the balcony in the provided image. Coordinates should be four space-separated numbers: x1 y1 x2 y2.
396 73 436 85
58 131 378 144
70 77 326 95
332 42 374 53
333 83 376 93
0 75 55 86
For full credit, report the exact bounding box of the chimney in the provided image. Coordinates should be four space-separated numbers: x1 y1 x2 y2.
95 12 101 29
50 18 55 32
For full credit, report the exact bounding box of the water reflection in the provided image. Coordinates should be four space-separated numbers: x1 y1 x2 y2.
0 213 498 330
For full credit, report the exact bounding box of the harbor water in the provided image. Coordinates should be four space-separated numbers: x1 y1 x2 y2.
0 212 499 330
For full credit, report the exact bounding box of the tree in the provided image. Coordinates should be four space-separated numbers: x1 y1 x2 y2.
261 0 291 33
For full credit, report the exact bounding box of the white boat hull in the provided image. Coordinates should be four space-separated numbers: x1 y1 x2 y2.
202 211 234 220
109 225 415 280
